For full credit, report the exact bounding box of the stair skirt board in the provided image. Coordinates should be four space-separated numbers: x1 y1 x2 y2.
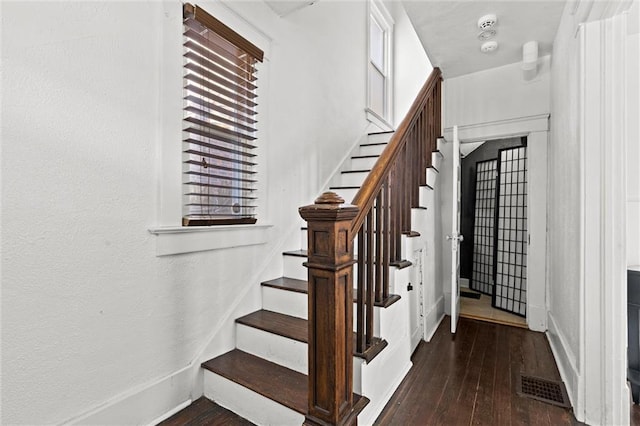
204 373 304 426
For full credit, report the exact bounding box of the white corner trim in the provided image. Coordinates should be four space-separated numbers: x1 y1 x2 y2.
148 224 273 256
546 312 580 417
443 113 550 142
148 399 192 426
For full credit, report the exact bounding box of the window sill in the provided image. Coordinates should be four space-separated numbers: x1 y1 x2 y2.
148 223 273 256
365 108 394 132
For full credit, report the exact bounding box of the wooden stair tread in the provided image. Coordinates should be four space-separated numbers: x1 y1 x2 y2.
282 249 308 257
262 277 402 308
329 185 360 189
236 309 390 361
202 350 369 416
367 131 394 135
262 277 308 294
202 349 308 414
236 310 307 343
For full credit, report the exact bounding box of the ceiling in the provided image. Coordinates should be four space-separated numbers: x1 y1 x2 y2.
402 1 567 78
264 0 318 17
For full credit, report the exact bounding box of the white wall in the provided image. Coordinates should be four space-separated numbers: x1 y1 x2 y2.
628 5 640 267
443 56 551 129
1 1 421 424
546 6 582 386
388 0 433 126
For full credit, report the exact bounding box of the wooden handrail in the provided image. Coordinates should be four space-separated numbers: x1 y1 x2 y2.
298 67 442 426
350 67 442 235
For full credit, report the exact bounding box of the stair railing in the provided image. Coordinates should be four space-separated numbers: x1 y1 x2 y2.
299 67 442 426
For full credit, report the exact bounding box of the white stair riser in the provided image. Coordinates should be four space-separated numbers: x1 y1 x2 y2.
426 168 438 187
283 255 307 281
339 172 369 187
432 151 443 170
262 286 308 320
351 156 378 170
367 133 393 144
236 325 308 374
204 373 304 426
358 144 387 156
437 137 444 151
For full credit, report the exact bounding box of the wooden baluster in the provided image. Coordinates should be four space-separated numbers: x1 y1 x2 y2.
412 127 420 208
382 177 390 299
356 225 365 355
427 97 434 167
436 79 442 139
419 110 427 186
403 145 411 233
365 209 374 347
299 192 359 426
375 190 383 303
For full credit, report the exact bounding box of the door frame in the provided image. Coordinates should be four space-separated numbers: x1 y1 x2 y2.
444 113 549 332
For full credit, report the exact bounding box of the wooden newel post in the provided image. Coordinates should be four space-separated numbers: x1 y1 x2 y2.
299 192 359 426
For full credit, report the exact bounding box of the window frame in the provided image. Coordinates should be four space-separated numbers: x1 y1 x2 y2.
366 0 394 130
149 1 272 255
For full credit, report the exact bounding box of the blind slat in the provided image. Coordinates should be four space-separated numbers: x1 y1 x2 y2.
184 73 257 109
184 105 257 133
183 126 256 150
184 149 257 166
183 26 257 79
184 116 256 141
184 49 257 91
184 62 257 101
184 95 257 125
184 82 256 118
183 138 256 158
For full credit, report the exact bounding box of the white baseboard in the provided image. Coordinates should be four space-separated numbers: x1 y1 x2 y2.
63 364 197 425
527 304 547 332
546 312 581 420
424 295 445 342
459 278 469 288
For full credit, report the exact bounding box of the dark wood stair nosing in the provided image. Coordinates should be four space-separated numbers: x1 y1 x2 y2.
352 154 380 159
341 169 371 174
283 249 308 258
367 130 394 136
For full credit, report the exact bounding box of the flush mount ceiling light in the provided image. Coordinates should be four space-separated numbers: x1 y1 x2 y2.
477 14 497 31
477 29 496 41
480 41 498 53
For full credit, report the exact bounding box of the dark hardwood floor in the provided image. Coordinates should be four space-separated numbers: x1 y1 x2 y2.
159 397 254 426
375 316 580 425
159 316 640 425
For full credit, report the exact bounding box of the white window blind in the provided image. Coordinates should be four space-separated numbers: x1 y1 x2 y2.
182 3 264 226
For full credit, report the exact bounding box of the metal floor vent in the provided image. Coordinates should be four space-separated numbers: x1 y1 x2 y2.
517 374 571 408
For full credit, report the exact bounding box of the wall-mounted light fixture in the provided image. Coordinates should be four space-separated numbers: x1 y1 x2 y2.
522 40 539 80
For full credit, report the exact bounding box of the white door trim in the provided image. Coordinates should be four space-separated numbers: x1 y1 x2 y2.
578 11 629 425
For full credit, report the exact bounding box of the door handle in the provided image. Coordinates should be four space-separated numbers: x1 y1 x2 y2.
446 234 464 242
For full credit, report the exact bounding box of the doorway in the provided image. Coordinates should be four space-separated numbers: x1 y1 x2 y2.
458 137 528 327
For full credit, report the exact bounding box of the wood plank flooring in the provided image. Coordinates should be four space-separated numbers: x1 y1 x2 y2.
374 316 579 425
158 397 254 426
160 316 640 425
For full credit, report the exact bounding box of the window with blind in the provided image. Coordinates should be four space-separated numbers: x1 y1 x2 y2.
367 1 392 123
182 3 264 226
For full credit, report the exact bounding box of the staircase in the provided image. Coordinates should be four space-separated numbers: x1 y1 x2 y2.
198 68 443 426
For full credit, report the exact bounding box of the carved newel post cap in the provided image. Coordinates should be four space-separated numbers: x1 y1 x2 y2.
315 191 344 205
299 191 359 222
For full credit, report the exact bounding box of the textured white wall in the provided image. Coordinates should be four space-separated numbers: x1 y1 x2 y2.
0 1 428 424
628 29 640 267
546 0 583 378
443 57 551 129
389 0 434 126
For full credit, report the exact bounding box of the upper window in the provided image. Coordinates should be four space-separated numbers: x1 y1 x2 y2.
182 3 264 226
367 1 393 125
